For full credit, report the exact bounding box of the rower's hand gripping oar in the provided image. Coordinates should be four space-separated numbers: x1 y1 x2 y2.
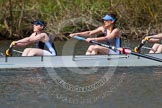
73 36 121 51
73 36 162 62
73 36 131 54
5 41 17 56
134 37 150 53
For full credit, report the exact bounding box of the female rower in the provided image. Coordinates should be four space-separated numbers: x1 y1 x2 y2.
144 33 162 53
9 20 57 56
69 13 121 55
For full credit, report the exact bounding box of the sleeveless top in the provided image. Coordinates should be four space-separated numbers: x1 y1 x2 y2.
104 29 121 54
35 33 57 56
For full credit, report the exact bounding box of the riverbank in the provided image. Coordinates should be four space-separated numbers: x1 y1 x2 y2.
0 1 162 40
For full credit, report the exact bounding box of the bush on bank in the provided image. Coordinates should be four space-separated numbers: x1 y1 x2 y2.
0 0 162 40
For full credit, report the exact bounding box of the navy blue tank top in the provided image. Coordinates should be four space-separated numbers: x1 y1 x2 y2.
35 33 57 56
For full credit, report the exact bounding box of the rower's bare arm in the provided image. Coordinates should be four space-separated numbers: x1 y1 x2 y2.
145 34 162 43
15 37 31 46
146 33 162 41
69 31 90 37
150 33 162 39
29 33 45 43
95 28 120 42
149 38 160 43
69 27 102 37
88 27 103 36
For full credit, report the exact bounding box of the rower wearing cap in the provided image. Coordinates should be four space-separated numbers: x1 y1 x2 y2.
9 20 57 56
69 13 121 55
143 33 162 53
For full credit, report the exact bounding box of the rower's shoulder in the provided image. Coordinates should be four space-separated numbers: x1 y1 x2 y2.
113 27 120 31
95 26 104 30
111 28 121 34
40 32 48 35
112 28 122 38
37 32 49 38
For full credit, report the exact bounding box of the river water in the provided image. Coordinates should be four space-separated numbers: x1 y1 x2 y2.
0 39 161 108
0 67 162 108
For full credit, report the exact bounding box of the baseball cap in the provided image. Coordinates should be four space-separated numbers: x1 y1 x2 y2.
31 20 46 26
102 15 116 21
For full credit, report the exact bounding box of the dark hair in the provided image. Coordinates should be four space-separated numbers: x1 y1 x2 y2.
31 20 47 30
31 20 47 27
108 13 117 22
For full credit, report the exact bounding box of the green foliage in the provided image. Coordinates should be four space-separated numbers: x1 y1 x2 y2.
0 0 162 39
0 24 3 30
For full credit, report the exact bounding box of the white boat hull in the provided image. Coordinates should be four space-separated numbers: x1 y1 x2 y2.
0 54 162 68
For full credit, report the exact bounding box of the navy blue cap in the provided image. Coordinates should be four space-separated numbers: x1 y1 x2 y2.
31 20 46 26
102 15 116 21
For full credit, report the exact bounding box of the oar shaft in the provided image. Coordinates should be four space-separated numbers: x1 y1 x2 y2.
131 52 162 62
137 43 145 50
0 52 4 56
142 46 156 53
73 36 86 41
142 46 152 50
134 37 150 52
13 50 23 54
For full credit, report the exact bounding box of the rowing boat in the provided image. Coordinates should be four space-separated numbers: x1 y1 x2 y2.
0 54 162 68
1 36 161 69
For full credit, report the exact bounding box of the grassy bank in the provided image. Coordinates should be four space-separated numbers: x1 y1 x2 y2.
0 0 162 40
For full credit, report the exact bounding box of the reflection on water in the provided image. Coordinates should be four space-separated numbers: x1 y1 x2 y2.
0 67 162 108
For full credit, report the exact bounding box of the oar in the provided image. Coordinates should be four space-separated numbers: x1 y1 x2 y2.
13 50 23 54
5 41 16 56
142 46 152 50
134 37 150 53
73 36 162 62
0 52 4 57
141 46 156 52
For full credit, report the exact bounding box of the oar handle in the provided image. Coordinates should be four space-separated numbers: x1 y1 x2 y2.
134 37 150 53
5 41 17 56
